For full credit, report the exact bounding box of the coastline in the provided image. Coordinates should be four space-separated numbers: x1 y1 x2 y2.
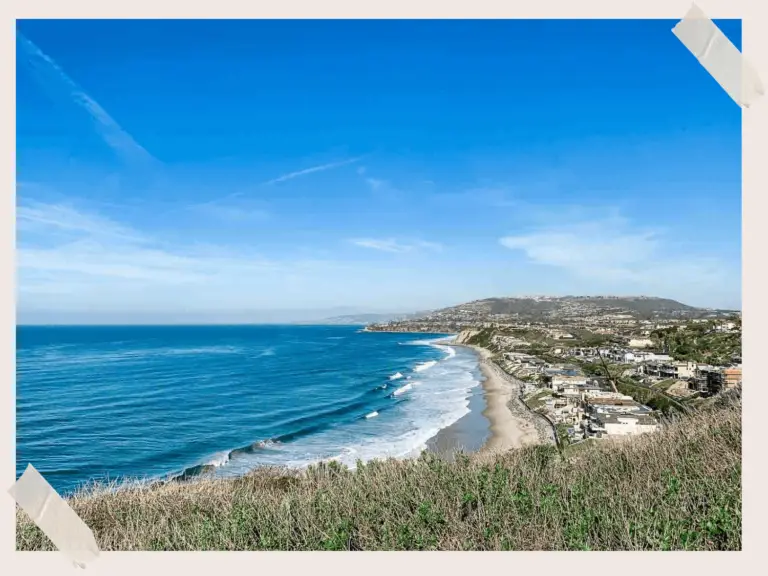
429 341 553 457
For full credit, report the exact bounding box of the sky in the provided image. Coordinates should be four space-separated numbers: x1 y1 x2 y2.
16 19 742 324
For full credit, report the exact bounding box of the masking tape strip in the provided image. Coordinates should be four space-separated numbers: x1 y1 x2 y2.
9 464 100 567
672 3 764 108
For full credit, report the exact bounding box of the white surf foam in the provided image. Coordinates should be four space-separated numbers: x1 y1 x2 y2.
414 360 438 372
210 343 484 479
389 372 404 380
392 383 413 396
204 451 231 467
432 344 457 358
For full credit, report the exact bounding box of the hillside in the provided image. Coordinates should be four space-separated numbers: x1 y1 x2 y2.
651 318 742 365
425 295 721 321
16 391 741 551
365 295 738 336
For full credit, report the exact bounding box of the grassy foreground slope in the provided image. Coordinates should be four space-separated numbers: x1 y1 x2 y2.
17 393 741 551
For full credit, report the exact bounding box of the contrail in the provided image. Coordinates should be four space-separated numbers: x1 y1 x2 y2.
263 157 363 185
17 30 159 168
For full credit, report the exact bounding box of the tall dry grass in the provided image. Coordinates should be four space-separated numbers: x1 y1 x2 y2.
16 391 741 551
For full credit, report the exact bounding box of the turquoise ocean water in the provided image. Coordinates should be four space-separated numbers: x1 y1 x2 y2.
16 325 484 494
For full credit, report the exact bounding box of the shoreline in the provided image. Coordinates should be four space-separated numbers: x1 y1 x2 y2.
436 342 553 455
62 333 540 493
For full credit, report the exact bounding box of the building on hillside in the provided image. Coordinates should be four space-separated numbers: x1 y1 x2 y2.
550 374 588 391
551 330 575 340
629 338 654 348
569 347 599 358
586 412 660 437
673 361 698 379
691 365 728 396
723 367 742 389
642 360 697 380
582 390 634 401
640 352 671 363
584 397 648 414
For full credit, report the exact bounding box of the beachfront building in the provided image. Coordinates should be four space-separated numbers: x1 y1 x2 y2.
586 412 660 437
550 374 588 392
585 397 650 415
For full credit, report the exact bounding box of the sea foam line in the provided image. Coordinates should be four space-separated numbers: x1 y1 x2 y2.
414 360 437 372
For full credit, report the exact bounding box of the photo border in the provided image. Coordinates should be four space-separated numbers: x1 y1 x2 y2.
3 0 764 572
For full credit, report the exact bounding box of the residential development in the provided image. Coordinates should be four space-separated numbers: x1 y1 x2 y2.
368 295 742 447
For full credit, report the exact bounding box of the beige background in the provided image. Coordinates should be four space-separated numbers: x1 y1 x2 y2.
2 0 764 572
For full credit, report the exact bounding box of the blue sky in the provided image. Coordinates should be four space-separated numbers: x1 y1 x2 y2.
16 19 742 323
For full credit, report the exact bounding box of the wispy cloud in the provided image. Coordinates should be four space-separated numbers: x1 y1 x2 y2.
429 187 518 208
202 205 271 222
18 199 463 320
263 157 362 185
350 238 443 253
184 194 271 222
498 214 733 300
16 200 298 311
365 178 385 191
17 200 149 244
351 238 411 253
17 31 158 168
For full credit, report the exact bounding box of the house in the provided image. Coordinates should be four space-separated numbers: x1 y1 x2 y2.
550 374 588 391
642 360 697 380
552 403 581 424
585 397 647 414
551 330 575 340
715 322 737 333
691 365 727 396
672 361 697 379
576 382 604 396
569 347 593 358
723 367 742 389
582 389 632 401
633 351 673 366
587 412 660 437
629 338 654 348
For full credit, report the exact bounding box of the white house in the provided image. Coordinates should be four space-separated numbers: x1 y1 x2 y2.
632 352 671 364
673 361 697 379
550 374 588 390
589 413 659 437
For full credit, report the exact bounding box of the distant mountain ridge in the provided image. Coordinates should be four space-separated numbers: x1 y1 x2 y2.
304 311 432 325
405 295 736 323
301 296 737 328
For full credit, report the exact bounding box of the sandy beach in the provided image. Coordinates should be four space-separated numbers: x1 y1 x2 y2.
472 346 547 454
441 343 554 457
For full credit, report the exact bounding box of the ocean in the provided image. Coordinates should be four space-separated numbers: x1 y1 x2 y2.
16 325 486 495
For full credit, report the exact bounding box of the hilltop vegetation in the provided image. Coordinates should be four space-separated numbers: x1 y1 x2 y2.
420 295 728 322
16 391 741 551
367 295 737 336
651 317 741 365
477 296 698 318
